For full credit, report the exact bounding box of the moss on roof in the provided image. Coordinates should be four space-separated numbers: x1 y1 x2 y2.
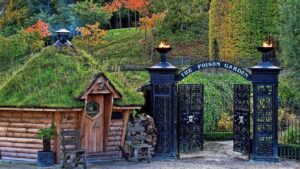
0 46 145 108
105 71 149 106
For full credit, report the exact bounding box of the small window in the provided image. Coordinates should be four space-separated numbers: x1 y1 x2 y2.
86 101 99 118
111 112 123 120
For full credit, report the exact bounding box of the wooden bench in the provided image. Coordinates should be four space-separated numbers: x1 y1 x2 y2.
60 130 87 169
125 125 152 163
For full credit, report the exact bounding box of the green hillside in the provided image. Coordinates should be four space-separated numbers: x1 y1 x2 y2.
0 47 145 108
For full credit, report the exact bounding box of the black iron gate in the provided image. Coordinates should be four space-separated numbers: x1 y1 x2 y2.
177 84 204 153
233 84 251 154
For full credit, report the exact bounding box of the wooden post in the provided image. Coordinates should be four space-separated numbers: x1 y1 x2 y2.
54 112 62 163
121 110 131 147
104 94 113 148
80 99 87 139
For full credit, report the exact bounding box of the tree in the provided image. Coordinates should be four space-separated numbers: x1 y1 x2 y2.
24 19 50 38
123 0 151 28
139 12 166 61
73 22 108 54
280 0 300 75
71 1 111 27
0 0 29 36
209 0 280 66
103 0 123 28
103 0 152 29
278 0 300 110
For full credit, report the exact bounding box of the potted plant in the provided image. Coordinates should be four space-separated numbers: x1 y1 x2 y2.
36 123 56 167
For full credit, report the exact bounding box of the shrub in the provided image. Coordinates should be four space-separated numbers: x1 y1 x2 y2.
204 132 234 141
281 125 300 145
0 34 28 70
37 123 56 139
217 113 233 132
20 31 44 54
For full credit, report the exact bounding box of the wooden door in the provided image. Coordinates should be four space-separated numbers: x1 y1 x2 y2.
84 95 104 154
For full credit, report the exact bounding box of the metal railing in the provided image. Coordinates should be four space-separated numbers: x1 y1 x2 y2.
278 109 300 160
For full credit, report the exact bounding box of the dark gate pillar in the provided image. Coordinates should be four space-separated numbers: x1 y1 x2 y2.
147 47 178 158
250 46 281 161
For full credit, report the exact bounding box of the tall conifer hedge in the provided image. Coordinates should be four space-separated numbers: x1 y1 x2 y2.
209 0 280 66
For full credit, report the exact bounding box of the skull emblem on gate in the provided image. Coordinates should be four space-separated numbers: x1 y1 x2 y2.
187 115 195 124
239 116 244 124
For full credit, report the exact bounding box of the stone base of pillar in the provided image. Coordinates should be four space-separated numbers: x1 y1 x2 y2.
251 156 280 162
152 152 177 160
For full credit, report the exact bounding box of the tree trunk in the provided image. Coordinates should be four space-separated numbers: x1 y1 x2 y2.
115 15 118 29
135 11 137 29
128 10 131 28
150 29 154 62
119 10 122 28
43 138 51 152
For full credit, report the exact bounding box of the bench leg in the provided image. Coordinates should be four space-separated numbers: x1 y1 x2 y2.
61 154 69 168
74 153 81 167
82 153 87 169
134 148 139 162
147 148 151 163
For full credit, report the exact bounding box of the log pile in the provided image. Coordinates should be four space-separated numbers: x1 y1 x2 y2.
125 114 157 155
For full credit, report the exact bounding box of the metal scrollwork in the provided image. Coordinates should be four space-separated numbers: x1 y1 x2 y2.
154 84 172 154
255 85 274 156
178 84 204 153
233 84 251 154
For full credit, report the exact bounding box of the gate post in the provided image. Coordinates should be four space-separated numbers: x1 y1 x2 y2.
147 47 178 158
250 46 281 161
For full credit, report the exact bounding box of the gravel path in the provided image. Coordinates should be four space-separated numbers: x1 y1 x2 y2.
0 141 299 169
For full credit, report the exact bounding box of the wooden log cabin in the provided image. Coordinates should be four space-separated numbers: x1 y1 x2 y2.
0 47 144 163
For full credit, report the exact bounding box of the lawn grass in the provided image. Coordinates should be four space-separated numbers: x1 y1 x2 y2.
94 28 151 66
93 28 209 69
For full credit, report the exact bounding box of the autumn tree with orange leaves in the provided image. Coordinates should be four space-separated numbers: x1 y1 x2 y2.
123 0 151 28
103 0 151 29
73 22 108 54
24 19 50 38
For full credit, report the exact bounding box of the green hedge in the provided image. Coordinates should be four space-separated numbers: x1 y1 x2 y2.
204 132 233 141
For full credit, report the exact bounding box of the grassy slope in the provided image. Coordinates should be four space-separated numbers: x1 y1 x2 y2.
94 28 151 66
93 28 209 69
0 47 96 108
0 47 145 108
0 28 233 109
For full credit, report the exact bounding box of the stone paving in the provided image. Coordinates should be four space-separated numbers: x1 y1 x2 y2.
0 141 299 169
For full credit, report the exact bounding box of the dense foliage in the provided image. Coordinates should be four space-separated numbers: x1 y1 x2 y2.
278 0 300 112
209 0 280 66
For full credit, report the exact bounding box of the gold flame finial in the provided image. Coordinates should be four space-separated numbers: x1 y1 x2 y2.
158 41 170 48
263 42 273 48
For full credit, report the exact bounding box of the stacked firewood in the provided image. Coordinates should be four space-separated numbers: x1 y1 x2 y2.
125 114 157 155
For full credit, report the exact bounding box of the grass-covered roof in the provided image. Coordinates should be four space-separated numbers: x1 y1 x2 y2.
0 46 145 108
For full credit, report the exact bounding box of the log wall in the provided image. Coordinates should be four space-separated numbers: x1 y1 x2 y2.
0 110 81 163
0 108 135 163
0 111 53 162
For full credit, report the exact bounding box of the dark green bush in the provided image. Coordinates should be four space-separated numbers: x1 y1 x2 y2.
204 132 234 141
